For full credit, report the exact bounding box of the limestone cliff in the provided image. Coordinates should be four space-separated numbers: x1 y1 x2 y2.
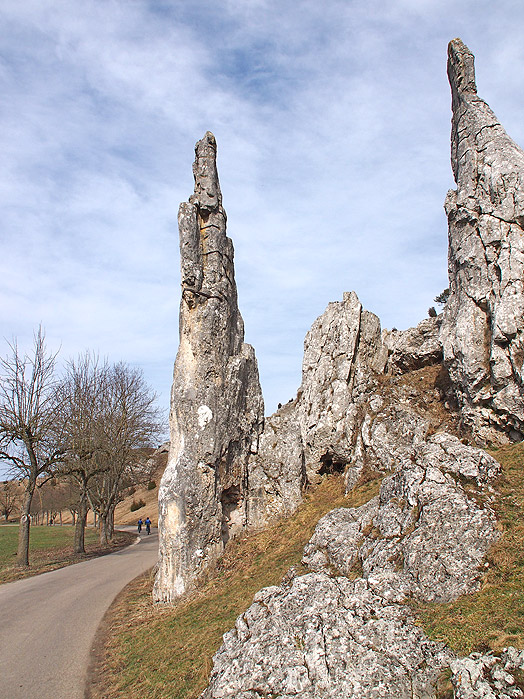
157 38 524 698
154 132 264 603
441 38 524 444
198 40 524 698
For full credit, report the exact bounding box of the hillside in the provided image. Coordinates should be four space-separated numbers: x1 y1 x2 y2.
114 447 168 528
90 441 524 699
107 37 524 699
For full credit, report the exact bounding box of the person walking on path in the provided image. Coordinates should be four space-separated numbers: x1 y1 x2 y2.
145 517 151 535
137 518 143 533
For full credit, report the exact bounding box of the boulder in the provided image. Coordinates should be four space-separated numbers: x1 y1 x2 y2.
200 573 452 699
384 316 442 374
303 434 500 603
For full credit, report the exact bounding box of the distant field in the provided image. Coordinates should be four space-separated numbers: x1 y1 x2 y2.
0 525 134 583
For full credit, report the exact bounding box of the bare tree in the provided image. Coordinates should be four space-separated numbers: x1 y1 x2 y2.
0 480 20 521
0 329 64 565
87 362 162 545
56 353 111 553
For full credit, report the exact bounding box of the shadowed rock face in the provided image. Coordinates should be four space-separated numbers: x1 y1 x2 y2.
441 38 524 443
153 132 264 603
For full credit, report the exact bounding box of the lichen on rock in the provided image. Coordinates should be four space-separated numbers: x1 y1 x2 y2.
200 573 453 699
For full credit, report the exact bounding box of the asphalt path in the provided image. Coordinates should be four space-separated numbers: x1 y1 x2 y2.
0 527 158 699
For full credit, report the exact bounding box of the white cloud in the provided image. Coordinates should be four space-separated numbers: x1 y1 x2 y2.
1 0 524 480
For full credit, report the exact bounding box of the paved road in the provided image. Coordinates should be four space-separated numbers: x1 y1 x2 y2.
0 527 158 699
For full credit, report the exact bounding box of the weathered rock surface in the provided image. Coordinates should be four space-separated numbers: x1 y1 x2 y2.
450 647 524 698
384 316 443 374
154 132 264 602
200 572 453 699
303 433 500 603
166 39 523 698
248 293 453 527
247 291 392 527
441 38 524 443
246 398 305 527
297 291 388 484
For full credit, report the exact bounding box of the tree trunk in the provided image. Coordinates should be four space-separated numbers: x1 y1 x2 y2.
108 504 115 540
99 511 110 546
74 492 88 554
17 482 36 567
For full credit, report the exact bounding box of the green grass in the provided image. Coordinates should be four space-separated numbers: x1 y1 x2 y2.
90 473 383 699
415 442 524 655
0 525 135 583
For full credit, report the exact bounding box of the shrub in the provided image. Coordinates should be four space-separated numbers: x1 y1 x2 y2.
130 498 146 512
147 480 156 490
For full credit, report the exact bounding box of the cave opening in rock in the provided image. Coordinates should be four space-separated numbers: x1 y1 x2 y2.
221 485 243 545
318 454 346 476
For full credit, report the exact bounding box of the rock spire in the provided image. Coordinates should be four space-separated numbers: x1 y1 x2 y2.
153 132 264 603
441 38 524 443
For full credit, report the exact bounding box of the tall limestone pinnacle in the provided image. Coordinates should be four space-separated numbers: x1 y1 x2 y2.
441 38 524 443
153 132 264 603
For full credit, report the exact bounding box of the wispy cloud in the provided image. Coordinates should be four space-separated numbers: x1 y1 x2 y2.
1 0 524 477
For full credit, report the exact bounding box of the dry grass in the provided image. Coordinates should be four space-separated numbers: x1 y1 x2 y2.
415 442 524 655
88 472 382 699
113 451 168 527
90 441 524 698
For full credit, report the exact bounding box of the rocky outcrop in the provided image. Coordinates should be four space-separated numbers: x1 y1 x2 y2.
154 132 264 602
201 573 453 699
246 399 305 527
248 292 453 527
247 292 391 527
159 38 524 698
298 292 388 483
450 647 524 698
384 316 442 374
303 433 500 604
441 38 524 444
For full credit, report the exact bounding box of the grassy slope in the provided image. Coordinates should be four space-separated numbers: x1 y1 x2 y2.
89 473 382 699
415 441 524 655
114 451 168 527
91 442 524 699
0 526 135 583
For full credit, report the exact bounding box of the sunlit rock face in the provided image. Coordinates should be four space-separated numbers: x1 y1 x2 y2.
153 132 264 603
441 38 524 444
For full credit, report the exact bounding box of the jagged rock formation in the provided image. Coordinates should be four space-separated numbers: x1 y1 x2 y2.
201 573 453 699
441 38 524 444
450 647 524 698
248 296 456 528
154 132 264 603
384 316 442 374
303 434 500 604
196 39 524 698
247 292 389 527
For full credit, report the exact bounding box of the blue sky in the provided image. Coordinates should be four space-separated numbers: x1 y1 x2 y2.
1 0 524 463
